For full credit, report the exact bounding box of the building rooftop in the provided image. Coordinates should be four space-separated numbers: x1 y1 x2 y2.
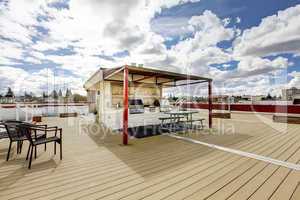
0 112 299 199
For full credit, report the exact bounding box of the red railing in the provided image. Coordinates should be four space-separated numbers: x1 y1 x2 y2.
183 103 300 114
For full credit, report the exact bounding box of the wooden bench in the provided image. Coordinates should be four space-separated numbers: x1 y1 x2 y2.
59 113 78 118
158 116 184 121
212 112 231 119
182 119 205 130
181 119 205 122
273 115 300 124
159 116 184 132
159 117 205 132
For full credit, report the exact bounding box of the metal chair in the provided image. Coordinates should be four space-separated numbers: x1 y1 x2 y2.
18 125 62 169
4 121 47 161
0 122 8 140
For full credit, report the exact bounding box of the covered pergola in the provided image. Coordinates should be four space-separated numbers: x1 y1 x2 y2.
99 65 213 145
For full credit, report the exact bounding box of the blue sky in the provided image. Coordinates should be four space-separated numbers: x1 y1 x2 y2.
152 0 300 81
0 0 300 96
158 0 299 27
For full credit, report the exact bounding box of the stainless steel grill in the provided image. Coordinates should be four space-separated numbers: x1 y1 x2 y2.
129 99 144 114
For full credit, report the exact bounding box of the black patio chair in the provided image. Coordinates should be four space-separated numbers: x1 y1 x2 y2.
18 125 62 169
0 122 8 140
4 121 48 161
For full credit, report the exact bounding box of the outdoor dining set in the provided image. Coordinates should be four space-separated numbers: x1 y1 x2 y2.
159 110 205 133
0 120 62 169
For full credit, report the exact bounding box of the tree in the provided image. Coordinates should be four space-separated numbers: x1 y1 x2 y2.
24 91 32 101
51 90 58 99
5 87 14 97
73 94 87 103
266 93 272 100
65 88 72 97
24 91 32 98
58 89 63 97
42 92 48 98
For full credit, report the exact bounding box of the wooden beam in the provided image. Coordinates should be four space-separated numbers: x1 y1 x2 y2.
157 79 174 85
104 79 123 82
133 75 156 82
107 75 160 85
125 65 212 81
106 78 208 88
104 67 125 80
175 80 208 87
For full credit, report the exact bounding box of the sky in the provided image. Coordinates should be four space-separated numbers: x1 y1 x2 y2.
0 0 300 96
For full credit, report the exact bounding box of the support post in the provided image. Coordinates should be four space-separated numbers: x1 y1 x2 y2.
16 104 20 121
25 104 28 121
123 66 129 145
208 80 212 128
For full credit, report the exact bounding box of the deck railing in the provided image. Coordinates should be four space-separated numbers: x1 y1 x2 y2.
183 103 300 114
0 103 89 121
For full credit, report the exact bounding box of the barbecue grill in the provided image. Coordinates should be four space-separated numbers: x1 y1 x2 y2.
129 99 145 114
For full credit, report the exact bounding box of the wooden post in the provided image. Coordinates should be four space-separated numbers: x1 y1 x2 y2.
123 66 129 145
208 80 212 128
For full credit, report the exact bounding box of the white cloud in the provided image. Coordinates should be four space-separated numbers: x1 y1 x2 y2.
151 17 191 37
288 71 300 88
24 57 42 64
0 0 298 97
45 54 102 78
188 47 232 74
165 10 237 75
0 67 28 94
0 0 203 67
208 56 289 81
237 56 289 75
184 10 235 50
0 39 24 60
0 66 85 95
233 4 300 57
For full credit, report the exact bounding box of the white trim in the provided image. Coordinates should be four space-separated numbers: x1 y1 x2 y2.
165 134 300 171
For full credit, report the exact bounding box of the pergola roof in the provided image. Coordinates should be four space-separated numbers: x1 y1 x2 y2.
104 65 211 81
84 65 212 89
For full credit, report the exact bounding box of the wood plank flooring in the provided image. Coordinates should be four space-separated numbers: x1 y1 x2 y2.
0 113 299 200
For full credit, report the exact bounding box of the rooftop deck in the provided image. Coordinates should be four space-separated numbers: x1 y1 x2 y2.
0 112 300 200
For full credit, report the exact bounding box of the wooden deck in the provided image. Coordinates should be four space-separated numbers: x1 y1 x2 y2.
0 112 299 200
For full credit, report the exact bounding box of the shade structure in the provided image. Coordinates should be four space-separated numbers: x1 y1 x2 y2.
84 65 213 145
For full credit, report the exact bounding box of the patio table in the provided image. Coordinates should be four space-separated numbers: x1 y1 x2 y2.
164 110 199 131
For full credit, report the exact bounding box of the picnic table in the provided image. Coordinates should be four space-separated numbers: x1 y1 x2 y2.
159 110 204 132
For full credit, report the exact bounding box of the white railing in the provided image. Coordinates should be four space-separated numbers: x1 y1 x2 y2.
0 103 89 121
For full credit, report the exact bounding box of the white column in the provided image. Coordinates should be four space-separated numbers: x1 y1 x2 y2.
25 104 28 121
16 104 20 121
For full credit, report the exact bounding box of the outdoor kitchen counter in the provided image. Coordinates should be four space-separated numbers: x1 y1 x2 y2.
102 108 168 130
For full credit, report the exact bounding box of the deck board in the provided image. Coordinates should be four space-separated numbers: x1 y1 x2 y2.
205 134 300 200
291 183 300 200
0 112 299 200
269 170 300 200
162 127 300 200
